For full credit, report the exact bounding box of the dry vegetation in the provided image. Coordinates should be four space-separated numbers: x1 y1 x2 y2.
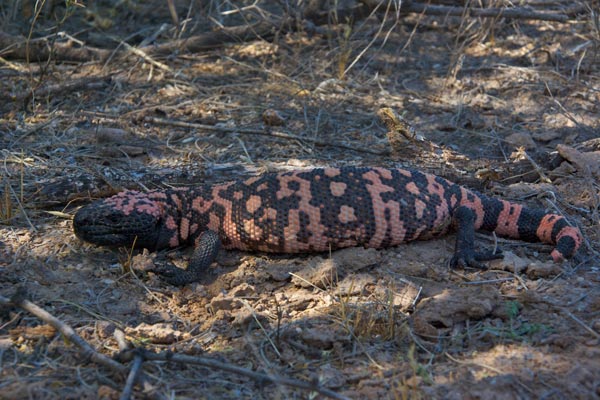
1 0 599 399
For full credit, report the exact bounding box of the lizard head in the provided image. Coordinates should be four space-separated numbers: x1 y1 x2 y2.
73 190 166 251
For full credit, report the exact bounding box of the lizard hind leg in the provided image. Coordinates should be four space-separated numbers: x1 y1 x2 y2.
450 205 503 269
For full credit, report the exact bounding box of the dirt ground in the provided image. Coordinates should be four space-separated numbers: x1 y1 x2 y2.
1 1 600 399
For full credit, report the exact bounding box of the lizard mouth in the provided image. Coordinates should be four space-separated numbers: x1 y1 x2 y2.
73 212 134 246
73 205 159 248
74 224 132 246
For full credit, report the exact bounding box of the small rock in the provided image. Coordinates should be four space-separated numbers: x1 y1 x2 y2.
371 279 421 311
131 250 156 272
264 260 303 282
300 326 349 349
543 113 576 129
541 333 572 349
335 273 376 296
414 287 501 328
230 283 256 297
494 182 555 199
262 109 286 126
557 144 600 177
526 262 562 279
216 251 242 267
332 247 380 271
207 293 243 312
266 264 290 282
127 323 185 345
96 321 117 338
505 132 536 149
232 309 270 330
550 161 576 177
532 130 562 142
314 78 345 94
411 315 438 337
488 251 531 273
282 291 316 313
317 364 347 389
97 385 120 400
93 127 131 143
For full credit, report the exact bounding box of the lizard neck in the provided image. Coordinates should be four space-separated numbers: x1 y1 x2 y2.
158 186 214 249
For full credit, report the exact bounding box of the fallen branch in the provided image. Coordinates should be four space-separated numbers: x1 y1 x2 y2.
1 290 349 399
511 147 552 184
120 349 351 400
360 0 578 22
0 290 127 374
401 1 572 22
0 31 111 62
17 75 112 108
1 290 160 398
120 352 145 400
143 18 290 57
0 18 290 62
1 0 578 64
145 116 388 155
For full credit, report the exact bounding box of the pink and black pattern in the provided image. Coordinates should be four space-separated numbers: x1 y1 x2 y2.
73 166 583 285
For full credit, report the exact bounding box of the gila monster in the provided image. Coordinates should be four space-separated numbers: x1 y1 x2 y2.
73 166 583 286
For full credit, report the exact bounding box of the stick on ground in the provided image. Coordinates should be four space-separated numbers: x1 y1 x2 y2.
1 290 350 399
124 349 352 400
145 116 388 155
0 290 127 374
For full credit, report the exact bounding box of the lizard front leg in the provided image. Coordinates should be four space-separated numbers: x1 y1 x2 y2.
152 231 221 286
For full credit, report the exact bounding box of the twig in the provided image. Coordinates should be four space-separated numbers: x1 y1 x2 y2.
7 182 37 232
1 291 158 398
401 1 570 22
19 76 112 108
461 277 514 285
512 147 552 183
0 18 287 62
110 37 179 77
0 31 111 62
143 18 290 56
127 350 351 400
562 310 600 339
114 329 131 352
532 296 600 339
120 352 145 400
240 300 281 358
1 291 348 399
0 290 127 374
0 3 577 64
144 116 387 155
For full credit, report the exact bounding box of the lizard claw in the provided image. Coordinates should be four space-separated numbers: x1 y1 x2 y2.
449 249 503 269
148 262 192 286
